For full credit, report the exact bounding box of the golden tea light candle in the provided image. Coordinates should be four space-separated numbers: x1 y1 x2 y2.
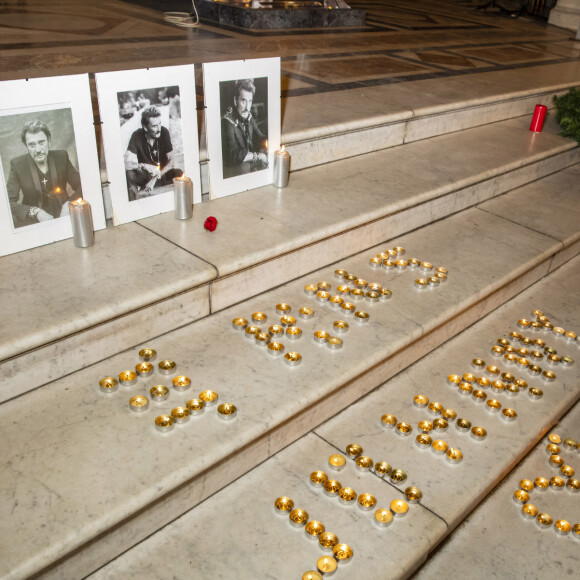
477 377 491 389
458 382 473 396
564 437 578 448
129 395 149 413
171 406 190 424
154 414 175 433
380 414 397 429
346 443 363 459
522 504 538 519
185 398 205 415
135 362 154 378
357 493 376 511
284 352 302 366
338 487 357 505
333 320 349 334
274 496 294 513
336 284 350 296
252 312 268 323
413 394 429 408
299 307 314 320
405 487 423 503
335 267 349 278
268 325 285 338
383 260 396 270
275 303 291 315
280 315 296 328
555 520 572 535
289 508 309 527
314 330 330 344
365 291 380 303
431 440 448 455
317 556 338 576
304 284 318 296
217 403 237 421
173 174 193 219
416 434 433 449
428 277 440 288
553 326 565 336
463 372 476 383
471 426 487 441
354 278 368 290
199 389 218 405
305 520 325 539
68 197 94 247
369 257 382 268
232 317 248 331
340 302 356 315
528 387 543 399
566 478 580 492
560 465 575 477
550 476 566 489
491 381 505 393
393 246 405 255
542 370 556 382
286 327 302 340
418 420 433 432
447 374 462 386
323 479 342 497
150 385 169 402
491 345 505 357
255 332 271 347
408 258 420 268
326 336 343 350
513 489 530 504
349 288 364 300
395 422 413 436
303 571 323 580
374 508 394 528
486 399 502 412
158 360 176 375
380 288 393 301
534 477 549 490
486 365 500 377
536 513 553 528
390 499 409 517
456 418 472 432
446 448 463 464
139 348 157 362
442 408 457 421
99 377 119 394
310 471 329 488
565 330 577 341
354 311 369 323
328 454 346 472
319 532 339 551
502 408 517 422
546 443 560 455
329 295 344 308
528 364 541 376
344 274 357 285
428 401 443 415
245 325 261 339
267 341 285 357
548 433 562 443
415 278 428 290
561 355 574 367
390 469 407 484
395 259 407 270
433 418 449 432
373 461 393 477
573 524 580 539
172 375 191 392
355 456 373 472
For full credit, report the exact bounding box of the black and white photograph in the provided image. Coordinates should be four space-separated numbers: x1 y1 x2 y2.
220 77 269 180
204 58 280 200
96 65 200 226
0 75 105 257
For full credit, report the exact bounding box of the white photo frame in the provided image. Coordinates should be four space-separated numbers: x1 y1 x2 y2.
0 75 105 257
203 57 281 200
95 65 201 226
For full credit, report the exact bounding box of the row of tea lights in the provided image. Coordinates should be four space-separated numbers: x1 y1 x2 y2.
366 246 449 290
304 273 392 306
340 442 410 485
517 309 578 341
511 433 579 538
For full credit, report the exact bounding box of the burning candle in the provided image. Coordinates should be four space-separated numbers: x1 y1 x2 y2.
68 197 94 248
173 174 193 220
273 145 290 188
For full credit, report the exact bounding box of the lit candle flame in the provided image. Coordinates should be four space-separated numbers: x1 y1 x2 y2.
281 145 285 152
55 187 61 193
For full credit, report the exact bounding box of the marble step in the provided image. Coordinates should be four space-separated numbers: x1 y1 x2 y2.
2 115 577 404
2 187 579 579
87 256 580 580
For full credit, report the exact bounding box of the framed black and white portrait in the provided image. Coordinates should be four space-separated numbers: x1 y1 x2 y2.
0 75 105 257
204 58 280 200
96 65 201 225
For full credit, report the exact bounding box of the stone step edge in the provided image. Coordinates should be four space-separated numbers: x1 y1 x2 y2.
28 239 576 580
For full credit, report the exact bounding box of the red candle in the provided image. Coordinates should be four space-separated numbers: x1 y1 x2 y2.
530 104 547 132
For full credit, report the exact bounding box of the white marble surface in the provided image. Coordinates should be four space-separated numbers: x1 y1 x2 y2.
316 256 580 528
414 399 580 579
0 222 216 363
0 205 567 579
89 433 447 580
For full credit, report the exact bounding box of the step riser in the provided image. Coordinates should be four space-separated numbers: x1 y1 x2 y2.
34 249 567 580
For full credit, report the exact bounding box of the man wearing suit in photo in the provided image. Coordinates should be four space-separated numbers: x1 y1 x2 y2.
221 79 268 179
7 119 82 229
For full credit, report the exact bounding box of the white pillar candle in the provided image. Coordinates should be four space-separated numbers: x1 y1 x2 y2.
173 174 193 220
273 145 290 188
68 197 94 248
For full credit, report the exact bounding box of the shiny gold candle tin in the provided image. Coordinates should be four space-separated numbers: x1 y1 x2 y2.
327 336 343 350
561 355 574 367
472 389 487 403
217 403 237 420
428 277 440 288
374 508 394 528
354 278 368 290
255 332 272 346
129 395 149 413
396 422 413 437
486 399 502 412
171 406 190 424
346 443 363 459
252 311 268 323
416 434 433 449
333 320 349 334
199 389 218 406
472 358 486 370
99 377 119 394
566 478 580 492
328 454 347 472
560 465 575 477
381 414 397 429
354 311 370 323
316 291 331 303
456 418 472 432
534 477 549 490
564 437 578 448
534 338 546 347
382 260 396 271
504 353 517 365
491 380 505 393
502 408 517 422
390 469 407 484
471 426 487 441
518 319 530 329
442 408 457 421
446 448 463 464
420 261 433 272
548 433 562 443
380 288 393 300
510 331 522 342
267 341 285 357
154 414 175 433
334 269 348 279
317 556 338 576
368 282 382 293
528 364 541 376
323 479 342 497
546 354 561 365
369 257 382 268
305 520 326 539
336 284 350 296
486 365 500 377
521 337 533 346
405 487 423 503
428 401 443 415
158 360 176 375
314 330 330 344
268 324 285 338
317 281 332 291
119 370 138 386
505 384 519 396
546 443 560 455
418 420 433 432
550 476 566 489
319 532 339 551
394 246 405 256
333 544 353 564
390 499 409 517
365 291 380 303
373 461 393 477
344 274 357 285
432 439 448 455
520 479 534 491
515 378 528 390
185 398 205 415
289 508 309 527
528 387 543 399
542 370 556 382
549 454 564 468
303 572 323 580
304 284 318 295
329 295 344 308
138 348 157 362
275 304 291 315
491 345 505 357
395 259 407 270
274 496 294 513
433 418 448 432
355 456 373 472
284 352 302 366
357 493 377 510
555 520 572 535
338 487 357 505
513 489 530 504
280 315 296 327
501 372 515 384
172 375 191 392
463 372 476 383
521 503 538 519
135 362 154 378
310 471 329 488
413 394 429 408
536 513 553 528
447 374 462 386
408 258 420 268
150 385 169 402
436 265 448 274
565 330 577 341
435 272 448 282
414 278 428 290
573 524 580 539
340 302 356 315
245 325 261 339
286 327 302 340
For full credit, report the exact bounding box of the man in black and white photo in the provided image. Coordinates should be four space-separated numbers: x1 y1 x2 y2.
124 105 182 201
221 79 268 179
6 119 82 229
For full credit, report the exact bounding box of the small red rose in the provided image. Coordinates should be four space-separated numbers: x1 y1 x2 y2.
204 216 218 232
